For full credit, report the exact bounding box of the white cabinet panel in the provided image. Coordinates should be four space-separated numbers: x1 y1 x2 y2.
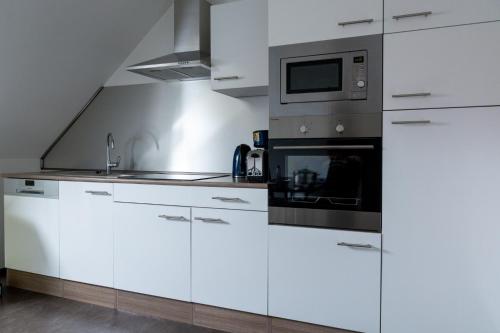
191 208 268 315
385 0 500 33
384 22 500 110
60 181 114 287
211 0 268 96
382 108 500 333
4 195 59 277
114 183 267 212
113 203 191 301
269 0 382 46
269 226 381 333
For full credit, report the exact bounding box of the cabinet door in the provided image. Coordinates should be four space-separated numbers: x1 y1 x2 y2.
60 181 114 287
268 0 382 46
385 0 500 33
382 108 500 333
192 208 268 315
211 0 268 97
269 226 381 333
384 22 500 111
113 203 191 301
4 196 59 277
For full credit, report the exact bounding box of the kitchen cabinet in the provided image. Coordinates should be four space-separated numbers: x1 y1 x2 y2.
384 0 500 33
384 21 500 111
211 0 268 97
60 181 114 287
268 0 383 46
191 208 268 315
4 180 59 278
382 108 500 333
269 225 381 333
113 203 191 301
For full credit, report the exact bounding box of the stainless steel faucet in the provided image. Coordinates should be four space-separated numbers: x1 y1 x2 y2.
106 133 120 175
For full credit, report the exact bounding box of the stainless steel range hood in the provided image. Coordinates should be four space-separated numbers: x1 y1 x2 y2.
127 0 211 81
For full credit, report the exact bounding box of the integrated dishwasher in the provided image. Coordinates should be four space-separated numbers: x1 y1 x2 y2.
4 179 60 277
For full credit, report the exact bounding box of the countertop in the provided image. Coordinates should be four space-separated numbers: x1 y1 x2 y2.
2 170 268 189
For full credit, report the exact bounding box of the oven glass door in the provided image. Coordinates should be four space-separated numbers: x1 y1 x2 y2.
268 138 381 213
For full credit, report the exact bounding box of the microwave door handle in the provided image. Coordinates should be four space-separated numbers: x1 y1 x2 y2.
273 145 375 150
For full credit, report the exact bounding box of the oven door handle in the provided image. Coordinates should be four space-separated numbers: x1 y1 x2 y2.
273 145 375 150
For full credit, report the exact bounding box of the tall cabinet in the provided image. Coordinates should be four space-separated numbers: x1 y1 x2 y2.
382 109 500 332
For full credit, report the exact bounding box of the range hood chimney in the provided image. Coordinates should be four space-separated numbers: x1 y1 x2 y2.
127 0 211 81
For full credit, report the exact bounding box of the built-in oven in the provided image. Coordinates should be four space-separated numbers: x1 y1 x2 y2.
269 34 382 118
268 135 381 232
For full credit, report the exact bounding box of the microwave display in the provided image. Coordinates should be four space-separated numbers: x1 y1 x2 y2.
286 58 343 94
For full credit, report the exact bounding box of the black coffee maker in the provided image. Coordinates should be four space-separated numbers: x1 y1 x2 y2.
246 130 269 182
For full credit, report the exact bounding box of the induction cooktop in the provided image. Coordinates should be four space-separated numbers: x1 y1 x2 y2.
118 173 229 181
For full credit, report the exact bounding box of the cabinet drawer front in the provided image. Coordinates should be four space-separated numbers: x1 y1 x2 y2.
113 203 191 301
385 0 500 33
190 187 267 211
269 0 383 46
114 184 267 211
192 208 268 315
384 22 500 110
269 226 381 333
114 184 192 206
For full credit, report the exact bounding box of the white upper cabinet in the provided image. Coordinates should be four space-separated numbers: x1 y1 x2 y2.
113 203 191 301
384 0 500 33
268 0 383 46
384 21 500 111
382 108 500 333
191 208 268 315
211 0 268 97
269 226 381 333
60 181 114 287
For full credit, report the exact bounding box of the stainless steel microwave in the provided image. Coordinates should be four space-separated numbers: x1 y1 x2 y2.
281 50 367 104
269 34 382 118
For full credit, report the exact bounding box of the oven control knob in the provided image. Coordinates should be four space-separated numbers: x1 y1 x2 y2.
299 125 309 134
356 80 366 88
336 124 345 134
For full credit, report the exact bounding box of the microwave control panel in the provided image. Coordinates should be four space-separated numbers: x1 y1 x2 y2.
350 51 368 100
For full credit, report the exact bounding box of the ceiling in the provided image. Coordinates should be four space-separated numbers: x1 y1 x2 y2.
0 0 172 159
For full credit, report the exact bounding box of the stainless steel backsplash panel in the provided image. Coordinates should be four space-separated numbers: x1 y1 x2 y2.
43 81 269 172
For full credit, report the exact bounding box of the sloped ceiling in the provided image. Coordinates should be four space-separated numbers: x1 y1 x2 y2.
0 0 172 159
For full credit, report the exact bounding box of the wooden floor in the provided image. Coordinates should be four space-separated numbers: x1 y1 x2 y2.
0 287 222 333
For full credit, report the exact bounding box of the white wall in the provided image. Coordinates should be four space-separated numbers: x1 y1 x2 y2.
0 159 40 268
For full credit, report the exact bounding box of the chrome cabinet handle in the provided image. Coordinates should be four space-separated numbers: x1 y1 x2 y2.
211 196 246 203
17 190 44 195
392 92 431 98
194 217 227 224
392 120 431 125
158 215 189 222
337 242 374 249
213 76 240 81
338 18 374 26
85 190 111 196
273 145 374 150
393 11 432 20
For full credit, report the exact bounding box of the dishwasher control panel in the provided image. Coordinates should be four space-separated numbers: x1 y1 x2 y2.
4 178 59 199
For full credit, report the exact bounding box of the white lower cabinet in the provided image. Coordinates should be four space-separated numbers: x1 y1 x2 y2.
59 181 114 287
382 108 500 333
113 203 191 301
191 208 268 315
269 226 381 333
